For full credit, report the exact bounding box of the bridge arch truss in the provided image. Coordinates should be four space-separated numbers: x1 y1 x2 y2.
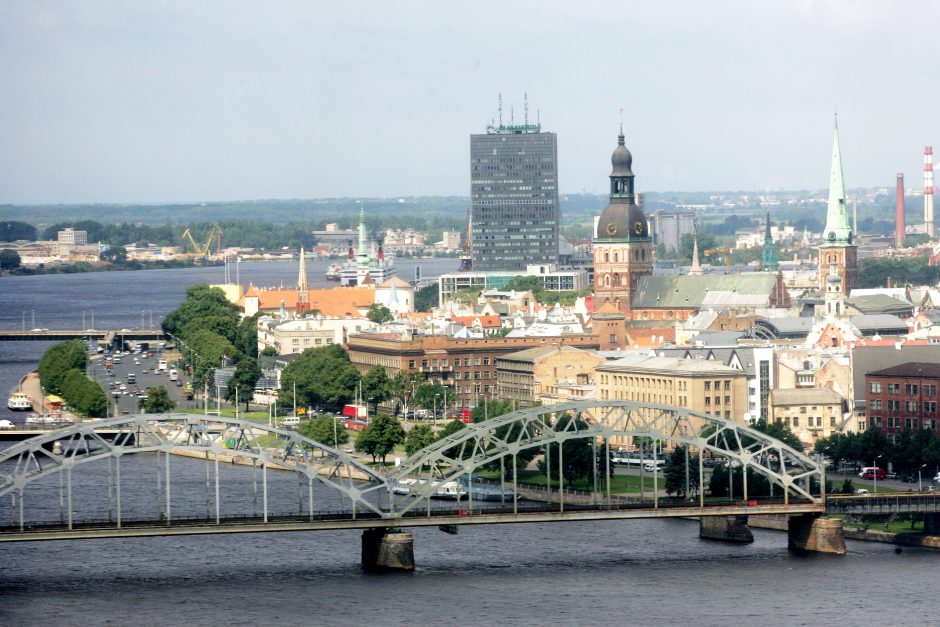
389 400 824 517
0 414 389 530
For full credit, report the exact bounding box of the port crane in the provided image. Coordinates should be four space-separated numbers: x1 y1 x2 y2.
703 246 732 274
182 224 222 264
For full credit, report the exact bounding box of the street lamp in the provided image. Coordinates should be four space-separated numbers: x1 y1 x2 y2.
873 454 883 494
919 463 927 492
433 394 440 424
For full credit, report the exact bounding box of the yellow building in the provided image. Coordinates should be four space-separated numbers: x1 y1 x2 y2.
496 345 605 407
768 388 845 450
596 355 748 423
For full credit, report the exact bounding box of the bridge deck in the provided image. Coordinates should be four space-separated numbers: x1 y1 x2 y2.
0 329 165 342
0 502 824 542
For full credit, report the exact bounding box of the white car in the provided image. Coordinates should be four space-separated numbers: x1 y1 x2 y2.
0 419 15 430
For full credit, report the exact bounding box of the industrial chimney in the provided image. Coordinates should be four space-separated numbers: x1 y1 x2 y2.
925 147 935 238
896 173 905 249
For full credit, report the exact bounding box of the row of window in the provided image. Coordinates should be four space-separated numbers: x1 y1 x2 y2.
869 399 938 413
781 416 836 428
870 417 939 430
869 382 938 396
407 357 491 368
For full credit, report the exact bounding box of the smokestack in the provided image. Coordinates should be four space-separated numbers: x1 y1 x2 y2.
925 147 935 238
896 173 905 249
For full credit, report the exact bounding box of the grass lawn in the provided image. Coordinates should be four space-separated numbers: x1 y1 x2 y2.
836 515 926 535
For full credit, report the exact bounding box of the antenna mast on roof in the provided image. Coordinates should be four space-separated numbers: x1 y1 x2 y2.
524 92 529 130
498 93 503 127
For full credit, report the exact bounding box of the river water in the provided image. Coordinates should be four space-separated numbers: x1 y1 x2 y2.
1 260 938 625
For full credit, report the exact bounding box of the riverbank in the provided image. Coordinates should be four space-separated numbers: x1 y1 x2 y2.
168 446 373 481
1 259 197 277
17 371 80 422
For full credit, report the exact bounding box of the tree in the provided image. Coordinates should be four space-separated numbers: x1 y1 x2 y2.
752 419 804 452
225 356 262 410
414 284 438 312
101 245 127 264
0 221 37 242
279 344 360 412
390 370 425 413
300 416 349 449
38 340 88 394
162 284 240 340
361 366 391 414
543 413 596 485
355 413 405 463
664 445 700 498
143 386 176 413
0 249 21 270
367 303 394 323
405 424 436 457
235 313 260 357
260 345 278 356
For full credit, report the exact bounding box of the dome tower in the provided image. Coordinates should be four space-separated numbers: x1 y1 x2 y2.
592 126 653 317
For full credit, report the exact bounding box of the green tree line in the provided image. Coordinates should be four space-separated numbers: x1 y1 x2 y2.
37 340 108 417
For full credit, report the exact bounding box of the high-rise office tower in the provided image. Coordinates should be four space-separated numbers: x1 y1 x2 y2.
469 99 560 271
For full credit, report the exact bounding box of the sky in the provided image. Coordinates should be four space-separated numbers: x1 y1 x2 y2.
1 1 938 204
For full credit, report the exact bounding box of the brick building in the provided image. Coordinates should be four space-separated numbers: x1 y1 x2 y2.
346 332 600 406
767 388 845 449
865 362 940 438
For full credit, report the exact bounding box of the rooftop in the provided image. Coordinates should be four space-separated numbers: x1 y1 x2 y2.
597 354 743 376
868 362 940 379
770 388 843 405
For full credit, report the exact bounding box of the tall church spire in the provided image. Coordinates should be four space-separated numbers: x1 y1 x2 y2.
296 246 309 315
823 121 853 245
689 232 703 276
761 211 778 270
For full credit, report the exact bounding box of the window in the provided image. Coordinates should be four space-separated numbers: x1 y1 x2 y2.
422 360 429 368
800 406 807 414
725 396 730 405
870 399 882 411
326 338 333 344
454 372 462 380
888 383 900 395
925 384 937 396
869 382 882 394
705 397 711 406
793 416 799 427
609 334 617 343
926 401 937 414
408 360 416 369
888 400 901 412
715 396 721 405
704 381 711 391
905 384 919 396
907 401 919 413
483 357 490 365
464 358 470 366
830 416 837 427
724 381 730 391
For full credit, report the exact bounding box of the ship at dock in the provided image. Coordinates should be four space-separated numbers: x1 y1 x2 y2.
338 207 396 287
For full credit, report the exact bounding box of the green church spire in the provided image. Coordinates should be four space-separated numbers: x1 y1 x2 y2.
761 211 778 270
822 120 854 246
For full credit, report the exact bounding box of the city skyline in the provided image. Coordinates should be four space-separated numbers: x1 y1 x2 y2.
2 1 939 204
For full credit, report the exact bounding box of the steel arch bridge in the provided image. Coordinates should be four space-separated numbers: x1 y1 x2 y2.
0 402 825 539
0 414 391 529
389 400 824 516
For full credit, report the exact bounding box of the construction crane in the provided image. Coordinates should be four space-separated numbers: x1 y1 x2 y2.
703 247 732 274
182 223 222 265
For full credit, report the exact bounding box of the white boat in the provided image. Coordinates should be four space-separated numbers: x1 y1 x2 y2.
7 392 32 411
392 478 417 495
325 263 341 281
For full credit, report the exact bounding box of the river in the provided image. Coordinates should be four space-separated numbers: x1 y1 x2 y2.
1 261 938 625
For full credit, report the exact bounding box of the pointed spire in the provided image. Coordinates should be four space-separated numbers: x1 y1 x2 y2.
761 212 779 270
823 120 853 245
689 233 703 276
296 246 309 314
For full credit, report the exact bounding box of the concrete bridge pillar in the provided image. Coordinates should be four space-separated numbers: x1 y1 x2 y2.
923 513 940 535
361 528 415 572
788 515 846 554
699 516 754 543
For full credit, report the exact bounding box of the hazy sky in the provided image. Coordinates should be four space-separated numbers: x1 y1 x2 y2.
2 1 938 204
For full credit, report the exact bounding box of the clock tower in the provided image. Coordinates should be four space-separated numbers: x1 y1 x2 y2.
592 127 652 316
817 120 858 292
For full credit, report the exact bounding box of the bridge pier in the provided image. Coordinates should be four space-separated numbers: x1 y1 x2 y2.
699 515 753 543
788 514 846 555
361 528 415 572
923 512 940 535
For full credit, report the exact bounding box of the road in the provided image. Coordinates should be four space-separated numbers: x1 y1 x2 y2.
89 349 193 415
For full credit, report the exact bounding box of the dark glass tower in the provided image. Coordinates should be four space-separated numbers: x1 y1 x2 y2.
469 119 560 271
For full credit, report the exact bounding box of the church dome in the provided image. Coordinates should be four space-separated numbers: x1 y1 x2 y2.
611 132 633 177
596 202 648 239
